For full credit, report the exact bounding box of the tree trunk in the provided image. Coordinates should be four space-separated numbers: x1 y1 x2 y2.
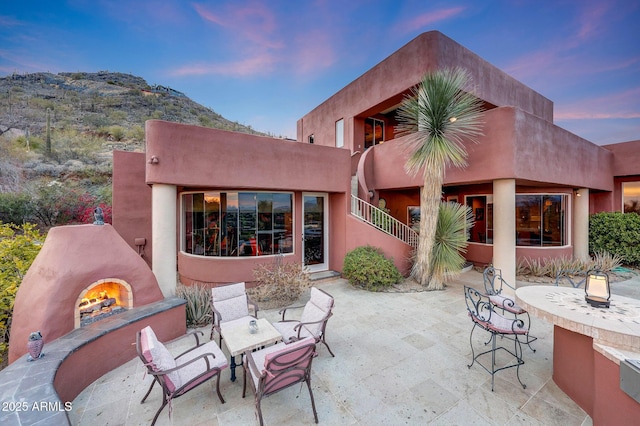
411 166 445 290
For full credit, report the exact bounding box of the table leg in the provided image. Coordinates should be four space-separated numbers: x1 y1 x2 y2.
230 355 237 381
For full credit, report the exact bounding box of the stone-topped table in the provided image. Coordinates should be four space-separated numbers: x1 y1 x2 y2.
516 286 640 424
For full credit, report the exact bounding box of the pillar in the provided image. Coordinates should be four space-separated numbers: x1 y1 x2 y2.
493 179 516 296
573 188 590 261
152 184 177 297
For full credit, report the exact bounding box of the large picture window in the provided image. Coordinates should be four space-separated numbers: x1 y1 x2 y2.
516 194 566 247
183 192 293 257
465 193 567 246
364 118 384 149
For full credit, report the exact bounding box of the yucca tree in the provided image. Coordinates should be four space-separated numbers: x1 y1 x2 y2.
430 201 474 287
396 67 484 290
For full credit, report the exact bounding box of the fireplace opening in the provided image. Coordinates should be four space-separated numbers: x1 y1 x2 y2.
75 279 133 328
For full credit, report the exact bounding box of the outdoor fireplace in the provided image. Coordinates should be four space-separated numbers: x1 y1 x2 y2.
75 279 133 328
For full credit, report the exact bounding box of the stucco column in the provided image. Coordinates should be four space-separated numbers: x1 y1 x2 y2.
493 179 516 296
152 184 177 297
573 188 590 261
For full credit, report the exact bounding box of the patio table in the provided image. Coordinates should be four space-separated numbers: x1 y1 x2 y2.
220 318 282 381
516 286 640 423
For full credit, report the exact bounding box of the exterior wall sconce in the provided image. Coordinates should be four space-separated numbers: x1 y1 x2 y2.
148 155 159 165
368 190 375 200
574 188 581 197
134 237 146 257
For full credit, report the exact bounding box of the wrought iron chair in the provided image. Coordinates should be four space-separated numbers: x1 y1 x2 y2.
242 337 318 426
136 326 228 426
585 269 611 308
483 266 537 351
210 282 259 344
464 286 529 391
272 286 335 357
555 269 588 288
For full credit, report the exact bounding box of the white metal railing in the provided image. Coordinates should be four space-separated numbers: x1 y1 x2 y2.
351 195 418 248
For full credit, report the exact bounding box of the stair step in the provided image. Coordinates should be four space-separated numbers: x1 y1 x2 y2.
308 270 341 282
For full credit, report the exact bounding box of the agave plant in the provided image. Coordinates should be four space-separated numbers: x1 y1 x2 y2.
429 201 474 288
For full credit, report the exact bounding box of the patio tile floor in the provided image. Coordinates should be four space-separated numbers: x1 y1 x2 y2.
69 269 639 425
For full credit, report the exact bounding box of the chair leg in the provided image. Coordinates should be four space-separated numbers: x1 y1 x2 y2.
467 323 478 369
140 378 157 404
150 394 169 426
215 372 225 404
306 377 319 423
255 399 264 426
321 336 335 357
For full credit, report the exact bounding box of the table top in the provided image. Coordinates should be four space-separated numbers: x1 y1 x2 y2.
221 318 282 356
516 285 640 352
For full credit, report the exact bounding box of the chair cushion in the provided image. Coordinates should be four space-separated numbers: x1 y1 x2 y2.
473 311 529 335
176 341 228 392
299 287 333 337
272 321 313 342
488 294 526 314
247 338 315 390
140 326 181 392
214 294 250 322
212 282 246 301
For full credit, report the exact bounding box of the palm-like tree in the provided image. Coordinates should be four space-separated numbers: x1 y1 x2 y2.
396 68 484 290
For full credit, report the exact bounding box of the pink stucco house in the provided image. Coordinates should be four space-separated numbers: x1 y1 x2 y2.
112 31 640 296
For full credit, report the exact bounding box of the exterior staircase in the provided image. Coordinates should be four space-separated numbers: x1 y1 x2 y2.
350 195 418 248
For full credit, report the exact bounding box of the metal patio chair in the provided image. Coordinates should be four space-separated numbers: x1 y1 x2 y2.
483 266 537 351
272 286 335 357
464 286 529 391
242 337 318 425
210 281 259 344
136 326 228 426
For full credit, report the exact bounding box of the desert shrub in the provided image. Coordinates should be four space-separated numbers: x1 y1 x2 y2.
590 212 640 266
0 193 32 225
591 251 624 271
0 222 44 364
108 125 126 141
342 245 402 291
252 255 310 307
176 283 212 327
127 125 145 141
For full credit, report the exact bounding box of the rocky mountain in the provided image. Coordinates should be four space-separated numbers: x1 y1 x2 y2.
0 71 261 141
0 71 265 193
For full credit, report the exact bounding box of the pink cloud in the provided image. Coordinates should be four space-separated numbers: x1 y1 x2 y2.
555 87 640 120
170 52 277 77
394 7 466 34
193 2 283 50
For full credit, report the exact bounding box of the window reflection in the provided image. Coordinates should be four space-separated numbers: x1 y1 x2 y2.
183 192 293 257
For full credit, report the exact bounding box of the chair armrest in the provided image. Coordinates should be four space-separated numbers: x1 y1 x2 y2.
293 311 333 338
172 330 205 359
278 304 305 321
150 351 220 377
247 297 260 318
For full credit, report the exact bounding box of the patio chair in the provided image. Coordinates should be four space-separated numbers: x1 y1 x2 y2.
136 326 228 426
210 282 259 344
585 269 611 308
464 286 529 391
242 337 318 425
483 266 537 351
272 286 335 357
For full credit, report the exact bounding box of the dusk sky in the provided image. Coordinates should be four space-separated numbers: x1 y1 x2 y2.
1 0 638 145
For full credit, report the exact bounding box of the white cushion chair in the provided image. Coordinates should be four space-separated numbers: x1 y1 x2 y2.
210 282 259 344
242 337 318 425
272 287 335 357
136 326 228 426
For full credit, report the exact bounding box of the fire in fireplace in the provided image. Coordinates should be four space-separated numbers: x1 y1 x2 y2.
75 279 133 328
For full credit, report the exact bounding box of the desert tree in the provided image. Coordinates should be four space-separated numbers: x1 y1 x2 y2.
396 67 484 289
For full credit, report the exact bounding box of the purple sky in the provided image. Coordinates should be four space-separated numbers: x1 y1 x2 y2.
1 0 638 144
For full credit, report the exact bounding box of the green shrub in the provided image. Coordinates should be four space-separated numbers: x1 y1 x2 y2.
176 283 212 327
590 212 640 266
342 245 402 291
0 193 32 225
0 223 44 364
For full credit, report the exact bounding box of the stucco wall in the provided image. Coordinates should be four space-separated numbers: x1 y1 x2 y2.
298 31 552 150
112 151 152 267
